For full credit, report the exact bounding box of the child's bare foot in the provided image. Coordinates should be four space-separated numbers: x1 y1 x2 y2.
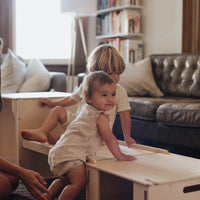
21 129 48 143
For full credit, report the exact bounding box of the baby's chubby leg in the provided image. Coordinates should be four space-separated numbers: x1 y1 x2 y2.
21 106 67 144
59 164 87 200
44 177 69 200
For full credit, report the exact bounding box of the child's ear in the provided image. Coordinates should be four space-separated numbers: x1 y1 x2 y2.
85 94 92 103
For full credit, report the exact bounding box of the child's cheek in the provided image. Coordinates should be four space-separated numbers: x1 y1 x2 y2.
116 77 120 83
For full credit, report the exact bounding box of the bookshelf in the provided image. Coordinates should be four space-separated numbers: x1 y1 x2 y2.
96 5 143 15
96 0 143 63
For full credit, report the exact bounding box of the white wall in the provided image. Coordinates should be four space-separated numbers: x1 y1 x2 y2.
142 0 183 57
87 16 99 56
87 0 183 58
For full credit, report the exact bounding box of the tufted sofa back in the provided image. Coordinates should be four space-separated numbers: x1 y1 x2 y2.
150 54 200 98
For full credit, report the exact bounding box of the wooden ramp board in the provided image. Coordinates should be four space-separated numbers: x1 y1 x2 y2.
22 140 169 159
118 140 169 155
86 145 200 186
23 140 200 189
87 142 169 164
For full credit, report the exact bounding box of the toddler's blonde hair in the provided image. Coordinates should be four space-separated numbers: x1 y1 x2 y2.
83 71 115 100
87 44 125 74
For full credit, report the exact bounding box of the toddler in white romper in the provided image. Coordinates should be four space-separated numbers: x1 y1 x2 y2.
45 71 136 200
48 104 116 176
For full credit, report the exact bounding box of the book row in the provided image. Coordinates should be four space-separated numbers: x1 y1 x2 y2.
97 0 143 10
96 9 141 36
102 38 143 63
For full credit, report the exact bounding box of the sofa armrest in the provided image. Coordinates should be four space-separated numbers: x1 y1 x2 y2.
49 72 66 92
78 73 86 86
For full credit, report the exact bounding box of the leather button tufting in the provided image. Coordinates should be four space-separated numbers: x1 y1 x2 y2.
152 54 200 98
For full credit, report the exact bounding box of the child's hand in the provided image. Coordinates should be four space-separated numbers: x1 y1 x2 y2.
117 153 137 161
40 98 54 108
124 136 136 148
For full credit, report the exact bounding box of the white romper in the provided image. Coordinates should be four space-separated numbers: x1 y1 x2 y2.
48 104 115 176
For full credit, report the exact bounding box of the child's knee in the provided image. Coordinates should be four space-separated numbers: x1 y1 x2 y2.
54 106 67 122
53 106 65 114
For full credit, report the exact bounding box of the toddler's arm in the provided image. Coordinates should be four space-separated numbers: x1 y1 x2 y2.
97 113 136 161
40 96 77 108
119 110 136 147
41 83 83 108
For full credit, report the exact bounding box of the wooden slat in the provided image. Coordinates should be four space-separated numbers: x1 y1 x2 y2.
22 140 53 155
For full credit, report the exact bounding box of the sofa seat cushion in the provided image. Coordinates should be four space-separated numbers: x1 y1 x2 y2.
157 103 200 127
128 96 200 121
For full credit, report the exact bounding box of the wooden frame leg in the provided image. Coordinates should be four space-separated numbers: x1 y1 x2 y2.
86 167 100 200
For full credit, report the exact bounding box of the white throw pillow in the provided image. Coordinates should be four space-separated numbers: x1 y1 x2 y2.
1 49 26 93
119 57 164 97
19 59 52 92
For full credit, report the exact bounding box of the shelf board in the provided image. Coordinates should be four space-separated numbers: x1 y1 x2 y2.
96 33 143 40
97 5 143 15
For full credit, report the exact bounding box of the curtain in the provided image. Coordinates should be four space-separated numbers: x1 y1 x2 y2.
0 0 13 54
182 0 200 53
0 38 2 111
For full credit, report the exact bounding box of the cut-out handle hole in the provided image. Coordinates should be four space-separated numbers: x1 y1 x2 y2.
183 184 200 193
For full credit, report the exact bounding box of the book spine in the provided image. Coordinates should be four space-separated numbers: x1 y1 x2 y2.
116 11 121 34
115 0 120 7
124 0 131 6
111 12 118 34
110 0 116 7
97 0 102 10
136 0 143 6
96 16 100 36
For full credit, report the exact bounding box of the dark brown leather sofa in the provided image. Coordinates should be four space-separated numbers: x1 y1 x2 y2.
113 54 200 158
